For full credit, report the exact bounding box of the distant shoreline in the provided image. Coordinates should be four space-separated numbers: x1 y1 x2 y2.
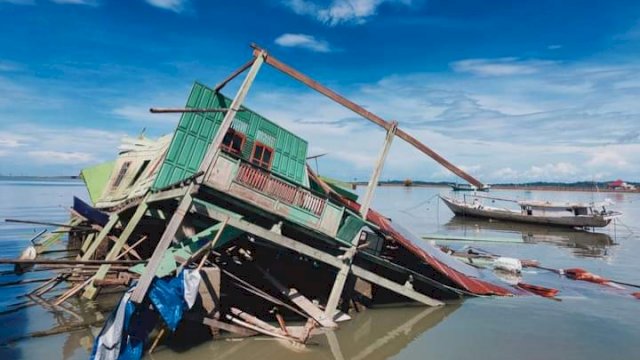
0 175 79 180
351 182 640 194
2 176 638 194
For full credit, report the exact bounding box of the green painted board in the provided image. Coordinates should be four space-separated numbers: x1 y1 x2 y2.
319 175 359 201
130 222 244 277
336 211 366 244
153 82 309 190
80 161 115 205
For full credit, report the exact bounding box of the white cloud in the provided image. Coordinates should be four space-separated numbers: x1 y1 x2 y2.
50 0 98 5
0 125 124 175
587 149 629 168
0 133 27 148
244 56 640 183
27 150 94 164
548 44 563 50
451 57 557 76
282 0 413 26
275 33 332 52
145 0 187 13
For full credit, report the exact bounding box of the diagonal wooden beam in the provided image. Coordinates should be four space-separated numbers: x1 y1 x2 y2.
82 199 149 299
191 201 443 307
250 44 485 189
130 53 266 304
213 57 256 93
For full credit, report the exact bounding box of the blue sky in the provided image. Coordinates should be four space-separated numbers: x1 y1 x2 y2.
1 0 640 183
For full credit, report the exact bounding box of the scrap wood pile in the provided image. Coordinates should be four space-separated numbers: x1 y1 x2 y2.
4 44 631 359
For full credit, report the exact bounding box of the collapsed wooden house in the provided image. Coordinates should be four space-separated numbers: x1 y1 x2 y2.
5 45 518 355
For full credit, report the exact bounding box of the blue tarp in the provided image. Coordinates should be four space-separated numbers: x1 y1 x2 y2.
148 271 186 332
90 270 199 360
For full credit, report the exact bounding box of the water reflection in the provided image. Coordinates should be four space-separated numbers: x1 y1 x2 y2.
444 217 615 257
150 304 460 360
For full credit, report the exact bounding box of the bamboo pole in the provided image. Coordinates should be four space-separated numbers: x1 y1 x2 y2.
0 259 144 265
4 219 94 231
149 108 242 113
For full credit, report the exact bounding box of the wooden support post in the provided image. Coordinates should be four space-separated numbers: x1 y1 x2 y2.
323 240 358 320
325 122 396 318
130 53 266 304
360 121 397 219
130 193 193 304
82 199 149 299
200 50 265 176
79 214 119 261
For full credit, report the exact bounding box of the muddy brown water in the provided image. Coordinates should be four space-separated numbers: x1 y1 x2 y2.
1 179 639 359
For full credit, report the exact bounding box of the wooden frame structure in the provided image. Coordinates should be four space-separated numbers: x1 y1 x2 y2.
77 46 491 327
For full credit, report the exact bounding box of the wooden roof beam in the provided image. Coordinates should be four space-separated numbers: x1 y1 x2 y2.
250 44 485 189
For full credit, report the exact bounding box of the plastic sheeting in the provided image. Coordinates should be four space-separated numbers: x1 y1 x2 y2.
90 270 202 360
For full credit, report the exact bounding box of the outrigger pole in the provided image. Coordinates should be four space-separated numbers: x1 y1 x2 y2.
249 43 486 189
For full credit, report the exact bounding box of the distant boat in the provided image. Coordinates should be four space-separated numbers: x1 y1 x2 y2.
449 183 490 192
440 195 621 228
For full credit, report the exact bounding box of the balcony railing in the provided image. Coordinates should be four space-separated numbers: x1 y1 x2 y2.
235 162 326 216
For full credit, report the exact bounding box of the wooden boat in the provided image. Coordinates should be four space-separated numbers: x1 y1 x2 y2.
449 183 490 192
440 195 621 228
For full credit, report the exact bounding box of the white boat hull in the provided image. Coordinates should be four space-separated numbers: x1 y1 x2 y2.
440 196 616 228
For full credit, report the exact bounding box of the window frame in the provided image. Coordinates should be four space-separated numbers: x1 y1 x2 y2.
221 129 246 156
250 141 274 170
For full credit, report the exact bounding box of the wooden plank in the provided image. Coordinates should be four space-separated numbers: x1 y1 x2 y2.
147 187 190 203
83 200 149 299
199 267 221 319
190 201 343 268
350 265 444 306
257 266 337 328
39 217 83 251
202 317 257 337
80 214 119 261
79 233 95 254
252 45 485 189
130 192 193 303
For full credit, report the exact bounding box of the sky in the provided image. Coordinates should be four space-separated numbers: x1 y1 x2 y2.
1 0 640 183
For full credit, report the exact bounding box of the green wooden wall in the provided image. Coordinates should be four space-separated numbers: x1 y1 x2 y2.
153 82 309 190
